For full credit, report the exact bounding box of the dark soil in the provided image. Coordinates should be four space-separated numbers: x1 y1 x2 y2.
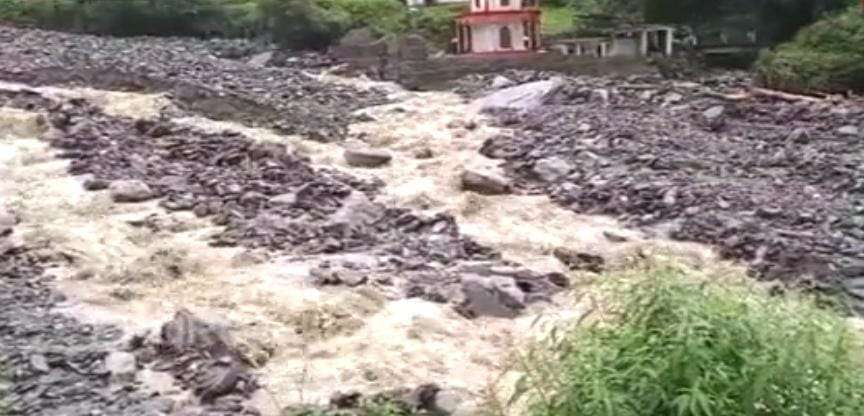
0 26 386 141
474 72 864 308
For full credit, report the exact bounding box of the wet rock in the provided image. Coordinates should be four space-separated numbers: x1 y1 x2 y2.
473 77 564 111
532 156 572 182
146 123 172 138
330 391 362 409
553 248 605 273
460 170 511 195
491 75 514 89
603 230 628 243
160 309 233 358
309 266 368 287
196 365 241 403
838 125 860 137
29 354 50 373
109 180 154 203
83 178 110 191
69 120 97 139
246 51 274 68
105 352 137 378
788 127 810 143
414 147 434 159
664 92 683 104
456 275 525 318
268 193 296 206
331 191 380 226
0 209 16 237
344 148 392 167
703 105 725 120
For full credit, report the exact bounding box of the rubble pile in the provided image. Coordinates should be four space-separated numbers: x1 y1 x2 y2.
0 215 259 415
5 88 566 319
0 26 386 141
478 73 864 300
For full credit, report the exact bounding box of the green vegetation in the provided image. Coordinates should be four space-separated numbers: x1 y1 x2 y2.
0 0 460 50
515 264 864 416
541 6 577 35
757 7 864 93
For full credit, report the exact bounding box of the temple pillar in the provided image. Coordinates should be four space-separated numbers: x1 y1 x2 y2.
665 28 674 56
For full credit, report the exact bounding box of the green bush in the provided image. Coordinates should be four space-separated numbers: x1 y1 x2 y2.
517 265 864 416
756 7 864 93
258 0 350 49
409 5 459 48
0 0 27 23
318 0 408 36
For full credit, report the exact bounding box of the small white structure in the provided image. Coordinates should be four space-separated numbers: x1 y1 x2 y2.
454 0 541 54
610 25 675 57
551 25 675 58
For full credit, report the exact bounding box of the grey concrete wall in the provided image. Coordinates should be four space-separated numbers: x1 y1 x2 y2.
610 39 639 57
394 54 654 90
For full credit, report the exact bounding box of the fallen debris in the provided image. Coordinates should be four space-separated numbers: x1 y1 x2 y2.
460 170 511 195
343 147 393 167
109 180 155 203
475 71 864 301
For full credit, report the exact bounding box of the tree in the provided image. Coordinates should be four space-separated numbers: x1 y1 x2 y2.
257 0 350 50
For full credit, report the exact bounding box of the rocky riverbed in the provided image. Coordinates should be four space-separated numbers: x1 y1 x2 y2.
471 71 864 309
0 26 386 141
0 74 584 414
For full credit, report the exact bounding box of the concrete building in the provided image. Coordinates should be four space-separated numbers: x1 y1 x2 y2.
454 0 541 54
551 25 675 58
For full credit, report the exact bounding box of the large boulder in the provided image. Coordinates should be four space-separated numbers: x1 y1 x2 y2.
460 170 511 195
456 275 526 318
109 180 154 203
344 148 392 168
472 77 565 112
532 156 573 182
330 28 388 60
246 51 274 68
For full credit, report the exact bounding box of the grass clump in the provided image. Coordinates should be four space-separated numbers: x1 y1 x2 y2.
756 7 864 93
516 264 864 416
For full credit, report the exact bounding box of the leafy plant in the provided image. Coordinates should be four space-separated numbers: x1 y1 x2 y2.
756 6 864 93
516 264 864 416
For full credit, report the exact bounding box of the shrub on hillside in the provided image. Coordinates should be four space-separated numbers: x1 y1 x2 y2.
318 0 409 35
409 5 459 49
258 0 350 50
2 0 259 38
516 265 864 416
756 8 864 93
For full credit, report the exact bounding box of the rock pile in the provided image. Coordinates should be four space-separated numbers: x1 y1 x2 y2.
477 73 864 304
0 26 386 141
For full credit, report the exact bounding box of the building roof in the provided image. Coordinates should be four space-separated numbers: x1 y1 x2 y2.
610 24 675 34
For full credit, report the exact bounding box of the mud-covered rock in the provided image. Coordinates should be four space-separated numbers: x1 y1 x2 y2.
478 71 864 300
460 170 511 195
110 180 154 203
344 148 392 167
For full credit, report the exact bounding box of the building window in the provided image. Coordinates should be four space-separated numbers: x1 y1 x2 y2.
501 0 510 6
499 26 512 49
475 0 480 8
